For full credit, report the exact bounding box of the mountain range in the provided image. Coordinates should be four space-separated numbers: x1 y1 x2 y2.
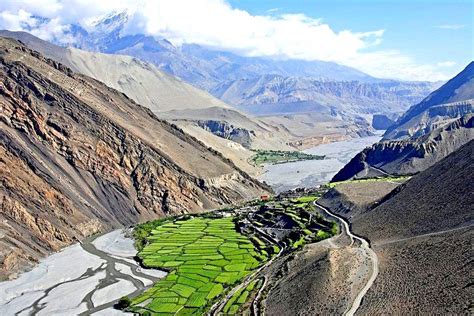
0 37 269 279
332 62 474 181
0 30 383 175
15 12 439 133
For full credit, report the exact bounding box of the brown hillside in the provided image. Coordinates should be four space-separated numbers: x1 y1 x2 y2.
0 37 269 279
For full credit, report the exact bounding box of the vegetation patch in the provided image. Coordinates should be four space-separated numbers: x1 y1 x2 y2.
250 149 325 166
327 176 411 188
128 217 268 315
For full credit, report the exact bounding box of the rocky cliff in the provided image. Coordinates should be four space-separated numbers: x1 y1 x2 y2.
332 63 474 182
372 114 397 130
196 120 254 148
384 62 474 140
0 37 270 279
332 114 474 181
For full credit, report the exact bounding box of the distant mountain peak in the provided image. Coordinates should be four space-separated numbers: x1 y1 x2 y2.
89 10 130 30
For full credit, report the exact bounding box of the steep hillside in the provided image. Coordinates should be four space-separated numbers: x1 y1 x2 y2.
354 141 474 314
0 31 296 173
385 62 474 139
0 37 270 279
319 140 473 314
352 140 473 241
332 114 473 181
0 31 377 157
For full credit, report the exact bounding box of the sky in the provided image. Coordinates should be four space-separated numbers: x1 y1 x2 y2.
0 0 472 81
228 0 473 79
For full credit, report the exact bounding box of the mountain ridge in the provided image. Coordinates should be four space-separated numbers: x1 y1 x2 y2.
0 37 269 279
331 63 474 182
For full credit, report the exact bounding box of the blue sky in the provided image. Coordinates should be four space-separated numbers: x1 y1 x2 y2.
229 0 473 77
0 0 471 80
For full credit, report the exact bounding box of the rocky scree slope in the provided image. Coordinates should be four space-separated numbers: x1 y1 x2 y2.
384 61 474 140
319 140 473 314
332 63 474 181
0 37 270 280
0 31 302 172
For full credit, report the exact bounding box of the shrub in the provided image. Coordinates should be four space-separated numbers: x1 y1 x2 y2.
116 296 131 310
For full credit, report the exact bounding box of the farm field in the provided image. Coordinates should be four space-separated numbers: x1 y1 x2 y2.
127 217 269 315
328 176 411 188
222 279 263 314
251 149 324 166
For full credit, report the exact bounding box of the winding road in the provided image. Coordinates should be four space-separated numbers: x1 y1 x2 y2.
314 202 379 316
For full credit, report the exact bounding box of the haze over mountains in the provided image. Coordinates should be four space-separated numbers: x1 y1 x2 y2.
7 11 440 140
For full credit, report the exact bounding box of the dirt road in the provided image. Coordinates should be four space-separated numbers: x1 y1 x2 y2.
315 202 379 316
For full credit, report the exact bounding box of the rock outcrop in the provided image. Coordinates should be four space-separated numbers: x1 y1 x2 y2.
332 114 473 181
196 120 254 148
372 114 397 130
0 37 270 279
332 63 474 181
384 62 474 140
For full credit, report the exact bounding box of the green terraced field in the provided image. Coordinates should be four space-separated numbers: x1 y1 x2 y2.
327 176 411 188
128 217 269 315
250 149 325 166
223 279 263 314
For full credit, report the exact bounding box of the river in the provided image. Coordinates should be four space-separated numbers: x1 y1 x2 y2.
0 134 381 314
258 134 383 193
0 230 166 315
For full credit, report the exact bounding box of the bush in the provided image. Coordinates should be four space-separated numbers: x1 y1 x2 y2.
116 296 131 310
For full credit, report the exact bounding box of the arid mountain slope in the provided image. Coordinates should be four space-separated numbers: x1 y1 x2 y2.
384 61 474 140
332 114 473 181
213 75 438 117
322 140 473 314
0 37 269 279
0 31 292 173
331 63 474 181
0 31 379 159
352 139 473 243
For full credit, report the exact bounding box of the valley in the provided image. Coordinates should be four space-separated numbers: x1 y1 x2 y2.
259 134 382 192
0 189 340 315
0 2 472 315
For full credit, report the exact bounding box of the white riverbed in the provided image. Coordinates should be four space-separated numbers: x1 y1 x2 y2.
92 229 137 257
259 134 382 192
0 243 105 314
0 229 165 315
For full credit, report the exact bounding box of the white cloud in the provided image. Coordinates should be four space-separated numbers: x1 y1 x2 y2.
436 24 465 30
437 61 457 67
0 0 455 81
